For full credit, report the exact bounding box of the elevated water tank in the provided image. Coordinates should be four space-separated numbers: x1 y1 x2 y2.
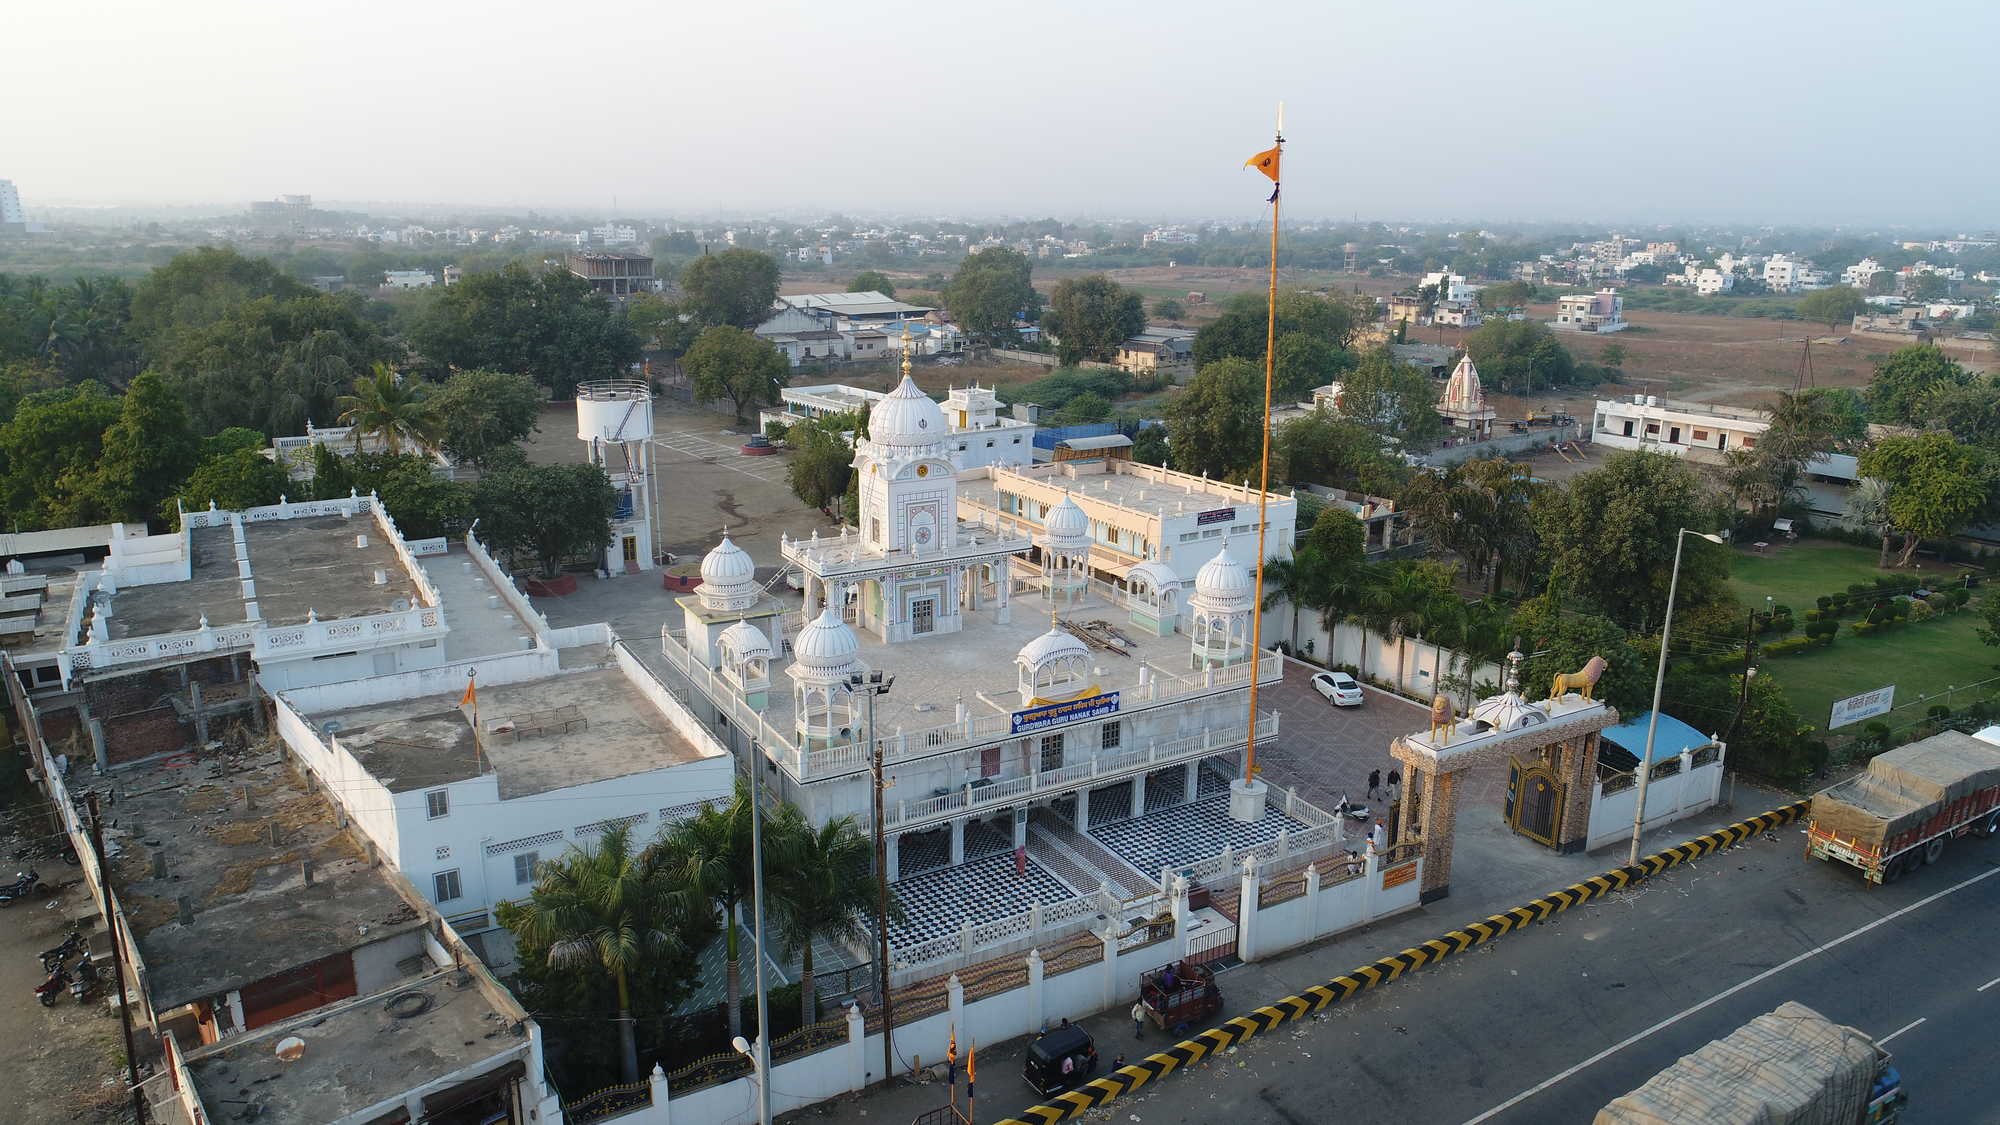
576 380 655 444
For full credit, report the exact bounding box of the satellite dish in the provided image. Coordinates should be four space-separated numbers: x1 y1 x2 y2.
391 598 411 612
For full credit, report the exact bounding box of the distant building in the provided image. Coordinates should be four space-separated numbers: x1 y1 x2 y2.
758 380 1034 471
0 179 25 232
247 193 312 232
1435 354 1495 439
779 291 937 324
441 264 463 286
1431 299 1483 327
382 269 436 290
565 251 656 298
1690 267 1735 296
1763 254 1826 293
1387 342 1454 378
1591 394 1768 457
1114 326 1195 382
1552 288 1627 333
1842 258 1887 289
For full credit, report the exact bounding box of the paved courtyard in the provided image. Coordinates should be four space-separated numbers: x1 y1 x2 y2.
1088 791 1309 878
885 852 1074 949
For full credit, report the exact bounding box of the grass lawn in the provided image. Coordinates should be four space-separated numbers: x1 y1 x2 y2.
1726 538 2000 729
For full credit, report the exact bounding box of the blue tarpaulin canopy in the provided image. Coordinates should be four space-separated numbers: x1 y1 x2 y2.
1599 711 1712 770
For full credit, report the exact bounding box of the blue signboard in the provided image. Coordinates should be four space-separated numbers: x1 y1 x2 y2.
1010 691 1120 735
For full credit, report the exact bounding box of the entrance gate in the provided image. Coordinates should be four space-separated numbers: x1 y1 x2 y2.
1505 757 1565 847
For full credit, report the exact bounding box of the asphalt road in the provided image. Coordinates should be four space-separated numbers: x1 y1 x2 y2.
1006 826 2000 1125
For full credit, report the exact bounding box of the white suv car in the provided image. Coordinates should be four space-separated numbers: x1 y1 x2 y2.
1311 671 1364 707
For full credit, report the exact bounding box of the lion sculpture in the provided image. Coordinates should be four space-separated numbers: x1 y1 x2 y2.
1428 693 1454 742
1550 655 1607 701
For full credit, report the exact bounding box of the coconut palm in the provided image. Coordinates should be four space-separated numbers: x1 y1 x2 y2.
654 780 758 1041
1259 553 1329 656
335 363 441 455
768 812 894 1026
504 824 682 1084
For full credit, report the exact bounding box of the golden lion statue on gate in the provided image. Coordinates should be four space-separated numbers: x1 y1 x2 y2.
1550 655 1607 701
1428 693 1454 742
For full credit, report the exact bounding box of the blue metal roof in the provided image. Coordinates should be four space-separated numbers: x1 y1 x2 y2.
1601 711 1712 763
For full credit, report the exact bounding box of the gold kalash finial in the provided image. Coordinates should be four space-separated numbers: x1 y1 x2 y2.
900 323 915 381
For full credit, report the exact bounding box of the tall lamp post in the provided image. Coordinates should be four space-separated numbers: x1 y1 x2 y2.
848 669 897 1087
744 741 773 1125
1630 528 1725 866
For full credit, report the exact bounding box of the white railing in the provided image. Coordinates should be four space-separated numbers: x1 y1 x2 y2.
1172 790 1343 887
69 618 260 672
252 605 443 659
890 884 1105 977
868 713 1277 832
182 494 375 529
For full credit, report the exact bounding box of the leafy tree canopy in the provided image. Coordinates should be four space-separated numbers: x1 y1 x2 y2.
0 383 122 530
1337 348 1445 446
1857 433 1994 567
171 447 290 523
1864 344 1971 425
1043 275 1145 365
1272 408 1403 496
678 250 782 330
474 462 617 577
944 248 1036 342
1464 319 1585 394
848 270 897 299
1532 450 1729 629
683 325 791 423
406 263 640 396
1192 289 1367 369
1797 285 1867 331
1165 357 1263 481
429 369 543 467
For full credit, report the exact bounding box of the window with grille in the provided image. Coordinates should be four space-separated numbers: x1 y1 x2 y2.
425 790 450 819
433 869 463 903
1102 722 1121 750
1039 733 1064 772
514 852 540 885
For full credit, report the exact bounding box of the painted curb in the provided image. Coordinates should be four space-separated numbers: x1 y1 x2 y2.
997 800 1809 1125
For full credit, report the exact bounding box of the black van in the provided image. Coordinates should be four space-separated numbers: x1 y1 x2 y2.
1023 1023 1098 1097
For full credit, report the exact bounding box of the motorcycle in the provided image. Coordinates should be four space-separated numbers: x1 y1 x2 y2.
39 931 89 973
0 869 49 906
68 958 99 1003
34 964 69 1007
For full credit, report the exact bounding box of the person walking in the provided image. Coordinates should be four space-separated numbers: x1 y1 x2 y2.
1386 769 1401 804
1132 1000 1146 1038
1366 769 1383 801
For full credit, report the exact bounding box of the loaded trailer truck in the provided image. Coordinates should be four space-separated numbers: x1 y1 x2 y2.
1805 729 2000 885
1596 1001 1904 1125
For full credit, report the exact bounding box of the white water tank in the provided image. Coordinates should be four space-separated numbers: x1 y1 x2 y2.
575 380 655 444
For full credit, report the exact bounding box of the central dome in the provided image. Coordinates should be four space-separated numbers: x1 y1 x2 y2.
1039 497 1090 548
1193 543 1253 607
791 607 862 672
867 376 948 450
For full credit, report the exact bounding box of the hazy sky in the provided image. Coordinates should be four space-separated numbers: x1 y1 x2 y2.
8 0 1997 226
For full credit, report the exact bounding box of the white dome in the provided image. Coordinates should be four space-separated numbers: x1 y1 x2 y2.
700 537 755 586
791 607 862 672
1193 544 1253 607
1125 560 1181 593
1039 497 1090 547
866 376 948 450
1016 626 1089 670
718 620 772 662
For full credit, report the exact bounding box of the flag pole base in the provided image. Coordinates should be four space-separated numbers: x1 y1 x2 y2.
1228 777 1269 823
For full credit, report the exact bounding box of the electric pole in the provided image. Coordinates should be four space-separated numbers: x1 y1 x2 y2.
88 793 145 1125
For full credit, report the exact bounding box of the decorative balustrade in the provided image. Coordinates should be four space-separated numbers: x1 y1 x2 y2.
891 883 1106 974
252 606 442 659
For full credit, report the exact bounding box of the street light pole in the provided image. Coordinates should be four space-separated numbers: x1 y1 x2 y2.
850 670 896 1087
1630 528 1724 867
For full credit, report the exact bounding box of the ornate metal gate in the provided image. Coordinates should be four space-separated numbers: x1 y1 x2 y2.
1505 757 1564 847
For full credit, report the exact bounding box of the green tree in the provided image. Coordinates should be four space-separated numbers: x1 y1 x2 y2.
1055 390 1112 425
785 413 858 518
474 462 617 577
201 426 268 461
429 369 543 467
1749 389 1857 515
1864 344 1971 425
1475 281 1537 313
1337 348 1445 445
336 365 442 455
1362 560 1459 684
848 270 897 299
0 383 121 529
1464 319 1579 394
1857 433 1993 567
1508 596 1652 714
769 814 886 1027
171 447 290 521
679 250 782 330
1192 290 1367 370
1597 343 1627 369
158 294 388 435
1908 273 1951 302
1840 476 1897 567
1271 408 1401 495
499 824 690 1084
1165 358 1262 481
655 781 760 1041
683 325 791 424
1131 424 1169 467
406 263 640 395
1044 275 1145 365
944 248 1036 343
95 371 200 524
625 292 700 356
1797 285 1868 332
1532 451 1727 630
1273 332 1352 401
129 246 311 353
1924 382 2000 452
1399 457 1539 594
1152 297 1185 321
1797 386 1869 444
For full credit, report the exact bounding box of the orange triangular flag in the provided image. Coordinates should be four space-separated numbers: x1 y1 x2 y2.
1245 144 1281 183
460 678 477 707
967 1042 976 1083
947 1026 957 1064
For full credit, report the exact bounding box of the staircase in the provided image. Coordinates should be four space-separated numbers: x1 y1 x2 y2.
1028 810 1155 898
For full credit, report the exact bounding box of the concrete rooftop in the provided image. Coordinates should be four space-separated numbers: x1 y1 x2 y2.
959 461 1286 523
311 665 720 798
109 518 422 638
112 747 426 1011
185 973 521 1124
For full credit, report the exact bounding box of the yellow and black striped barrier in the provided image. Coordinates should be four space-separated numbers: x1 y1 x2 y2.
998 800 1808 1125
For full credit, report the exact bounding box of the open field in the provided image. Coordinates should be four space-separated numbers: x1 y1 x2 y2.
1724 539 2000 728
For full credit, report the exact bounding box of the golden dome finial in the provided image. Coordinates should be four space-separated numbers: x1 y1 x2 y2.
900 323 914 381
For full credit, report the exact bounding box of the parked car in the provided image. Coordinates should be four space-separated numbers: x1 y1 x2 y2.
1311 671 1364 707
1023 1023 1098 1097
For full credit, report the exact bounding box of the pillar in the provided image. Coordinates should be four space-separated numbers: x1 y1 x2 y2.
190 681 209 746
648 1064 671 1117
949 818 965 866
1012 807 1028 849
1236 856 1259 961
1168 876 1191 961
1183 760 1199 805
845 1002 867 1091
1554 732 1598 855
1074 787 1091 833
885 833 901 884
1026 948 1045 1031
946 973 964 1034
88 717 108 773
995 568 1011 624
1228 774 1268 823
1417 770 1459 905
803 576 821 620
1098 927 1119 1011
1303 860 1322 940
1129 775 1145 820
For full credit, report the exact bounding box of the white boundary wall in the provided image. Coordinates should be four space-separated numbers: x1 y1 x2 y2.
1585 750 1727 851
1273 610 1504 700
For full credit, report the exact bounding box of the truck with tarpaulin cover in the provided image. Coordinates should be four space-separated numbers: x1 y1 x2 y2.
1805 729 2000 884
1595 1001 1904 1125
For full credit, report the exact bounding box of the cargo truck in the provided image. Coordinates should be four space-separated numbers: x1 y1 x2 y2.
1596 1001 1904 1125
1805 730 2000 885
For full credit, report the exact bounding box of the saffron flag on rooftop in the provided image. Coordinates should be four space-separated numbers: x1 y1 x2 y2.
461 677 476 708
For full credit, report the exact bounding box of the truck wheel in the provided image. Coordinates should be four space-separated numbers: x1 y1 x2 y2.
1973 810 2000 839
1880 856 1903 884
1923 836 1946 865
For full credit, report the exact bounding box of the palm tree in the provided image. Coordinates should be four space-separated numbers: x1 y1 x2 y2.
769 812 893 1026
1365 563 1448 691
1320 563 1378 677
655 780 757 1041
335 363 441 455
504 825 683 1084
1259 553 1328 657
